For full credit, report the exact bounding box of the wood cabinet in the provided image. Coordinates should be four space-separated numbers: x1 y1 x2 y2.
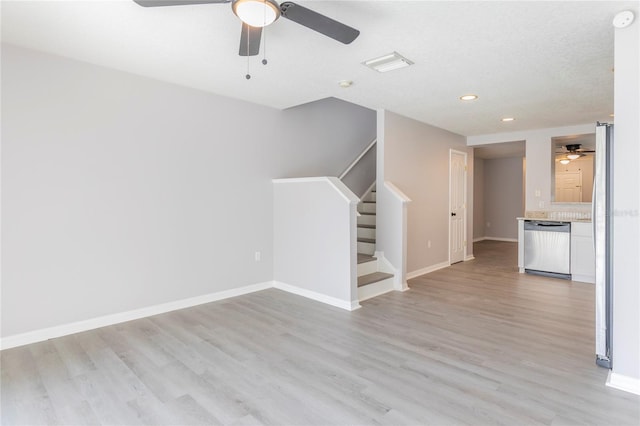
570 222 595 283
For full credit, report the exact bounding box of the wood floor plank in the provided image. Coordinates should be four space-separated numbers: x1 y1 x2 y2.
2 241 639 425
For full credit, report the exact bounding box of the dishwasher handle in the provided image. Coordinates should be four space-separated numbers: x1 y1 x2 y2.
524 221 571 232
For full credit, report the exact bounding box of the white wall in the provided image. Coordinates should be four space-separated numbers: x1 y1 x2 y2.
1 45 375 338
273 178 359 310
468 124 594 213
377 110 472 276
482 157 524 240
610 11 640 392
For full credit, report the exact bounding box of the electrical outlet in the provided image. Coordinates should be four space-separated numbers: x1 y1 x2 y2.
486 222 491 228
254 251 261 262
535 189 541 197
539 200 545 208
427 240 431 249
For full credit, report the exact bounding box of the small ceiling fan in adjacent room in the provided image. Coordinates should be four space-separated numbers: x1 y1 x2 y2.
556 144 596 160
133 0 360 57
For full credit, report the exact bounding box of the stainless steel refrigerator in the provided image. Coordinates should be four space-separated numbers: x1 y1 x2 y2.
594 122 613 368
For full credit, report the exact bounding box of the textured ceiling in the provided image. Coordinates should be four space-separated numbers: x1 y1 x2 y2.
2 0 636 136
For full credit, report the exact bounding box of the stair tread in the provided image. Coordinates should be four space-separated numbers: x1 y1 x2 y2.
357 253 377 264
357 224 376 229
359 212 376 216
362 201 376 204
358 237 376 244
358 272 394 287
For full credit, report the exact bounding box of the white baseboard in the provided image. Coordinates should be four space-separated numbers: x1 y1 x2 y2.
607 371 640 396
477 237 518 243
1 278 367 350
273 281 360 311
407 261 450 280
464 254 476 261
0 281 273 350
571 274 595 284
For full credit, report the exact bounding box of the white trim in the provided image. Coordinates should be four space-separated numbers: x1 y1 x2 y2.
0 281 273 350
384 181 412 203
339 138 377 180
407 261 451 280
466 123 596 146
449 149 468 265
473 237 485 243
482 237 518 243
358 278 395 302
273 281 361 311
571 274 595 284
607 371 640 396
272 177 359 205
464 255 476 261
375 251 408 291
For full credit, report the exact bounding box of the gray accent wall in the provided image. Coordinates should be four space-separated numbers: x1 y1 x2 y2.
475 157 524 241
1 45 375 338
473 158 485 241
378 110 472 274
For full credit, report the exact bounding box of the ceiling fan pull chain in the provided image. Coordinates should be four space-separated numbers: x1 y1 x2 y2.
262 28 268 65
245 23 251 79
262 0 268 65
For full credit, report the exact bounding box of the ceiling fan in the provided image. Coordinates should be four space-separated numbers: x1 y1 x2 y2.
133 0 360 57
556 144 596 160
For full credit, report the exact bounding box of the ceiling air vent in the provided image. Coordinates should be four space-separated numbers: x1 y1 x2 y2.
363 52 414 73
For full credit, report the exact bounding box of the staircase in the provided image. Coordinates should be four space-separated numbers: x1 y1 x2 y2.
356 186 395 301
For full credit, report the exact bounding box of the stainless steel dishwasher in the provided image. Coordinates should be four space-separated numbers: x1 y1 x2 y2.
524 220 571 278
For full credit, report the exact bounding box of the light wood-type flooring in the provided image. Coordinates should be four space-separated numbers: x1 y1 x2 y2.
2 241 639 425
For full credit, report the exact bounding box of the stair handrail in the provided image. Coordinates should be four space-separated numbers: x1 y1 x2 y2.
339 138 377 180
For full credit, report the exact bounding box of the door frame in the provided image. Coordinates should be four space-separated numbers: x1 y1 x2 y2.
449 149 468 264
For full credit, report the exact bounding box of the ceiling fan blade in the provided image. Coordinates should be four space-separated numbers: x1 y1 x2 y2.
239 23 262 56
133 0 229 7
280 1 360 44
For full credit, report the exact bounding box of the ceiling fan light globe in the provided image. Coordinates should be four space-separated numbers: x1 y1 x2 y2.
566 153 581 160
233 0 280 27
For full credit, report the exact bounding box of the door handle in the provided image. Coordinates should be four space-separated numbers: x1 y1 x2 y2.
451 212 457 217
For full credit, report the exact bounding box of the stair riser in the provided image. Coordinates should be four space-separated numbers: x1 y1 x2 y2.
357 227 376 239
358 203 376 214
363 192 376 202
358 277 394 302
357 260 378 276
358 241 375 256
357 214 376 226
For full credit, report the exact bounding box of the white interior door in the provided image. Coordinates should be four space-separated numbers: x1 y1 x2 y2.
449 150 467 264
555 170 582 202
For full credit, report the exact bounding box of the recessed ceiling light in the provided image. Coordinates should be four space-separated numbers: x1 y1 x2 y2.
459 94 478 101
338 80 353 88
501 117 515 122
363 52 414 73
